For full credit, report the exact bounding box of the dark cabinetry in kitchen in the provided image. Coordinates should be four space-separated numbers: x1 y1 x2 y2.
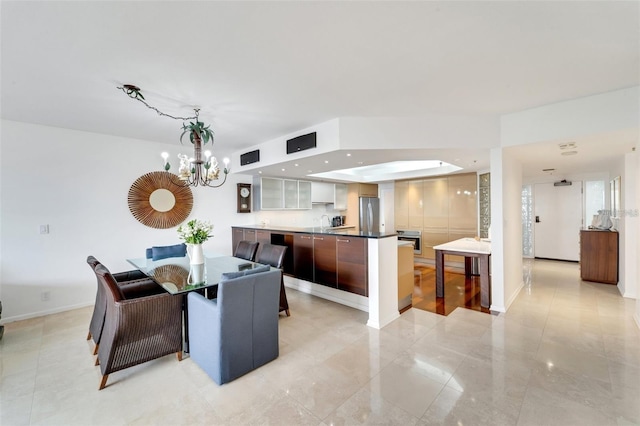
313 235 337 288
233 227 369 297
293 234 314 281
336 237 368 296
580 230 618 284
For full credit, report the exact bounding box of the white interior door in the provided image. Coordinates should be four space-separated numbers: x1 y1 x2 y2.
534 182 583 261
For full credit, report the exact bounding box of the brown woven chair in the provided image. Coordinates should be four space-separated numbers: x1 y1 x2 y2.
94 264 183 390
86 256 161 357
234 240 259 262
255 243 290 316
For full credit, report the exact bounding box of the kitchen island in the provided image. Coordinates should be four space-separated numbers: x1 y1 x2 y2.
232 225 399 329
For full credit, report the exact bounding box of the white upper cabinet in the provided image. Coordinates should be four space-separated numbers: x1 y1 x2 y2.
311 182 334 203
333 183 348 210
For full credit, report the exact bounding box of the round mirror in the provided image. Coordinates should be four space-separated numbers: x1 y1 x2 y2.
149 188 176 212
128 171 193 229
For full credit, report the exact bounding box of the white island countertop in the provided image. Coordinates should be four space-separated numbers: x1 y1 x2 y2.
434 238 491 254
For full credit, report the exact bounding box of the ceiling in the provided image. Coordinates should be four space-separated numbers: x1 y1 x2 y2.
2 1 638 181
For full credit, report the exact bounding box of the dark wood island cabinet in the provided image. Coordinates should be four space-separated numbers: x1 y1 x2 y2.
313 235 337 288
293 234 314 282
580 230 618 284
337 237 367 296
232 226 385 298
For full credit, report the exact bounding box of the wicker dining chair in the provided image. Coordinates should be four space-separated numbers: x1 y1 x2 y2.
233 240 259 262
93 264 184 390
255 243 290 316
86 256 160 357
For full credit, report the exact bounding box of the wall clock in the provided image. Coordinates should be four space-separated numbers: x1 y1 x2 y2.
237 183 251 213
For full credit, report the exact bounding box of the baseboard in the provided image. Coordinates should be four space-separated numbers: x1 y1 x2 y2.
283 276 369 312
634 312 640 330
1 301 93 324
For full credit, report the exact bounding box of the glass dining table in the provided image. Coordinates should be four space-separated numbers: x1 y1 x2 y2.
126 253 269 352
126 253 266 295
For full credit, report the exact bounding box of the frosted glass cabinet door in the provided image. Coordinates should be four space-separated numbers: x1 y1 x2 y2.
261 178 284 210
284 180 299 209
334 183 348 210
298 181 312 209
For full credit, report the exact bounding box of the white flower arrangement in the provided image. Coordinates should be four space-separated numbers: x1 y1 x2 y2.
177 219 213 244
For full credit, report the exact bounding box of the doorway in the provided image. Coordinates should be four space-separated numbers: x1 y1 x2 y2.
533 182 583 261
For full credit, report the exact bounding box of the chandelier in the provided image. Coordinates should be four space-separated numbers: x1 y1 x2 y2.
118 84 230 187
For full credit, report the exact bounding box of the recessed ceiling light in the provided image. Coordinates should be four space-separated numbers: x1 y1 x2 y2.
561 151 578 156
346 153 351 157
357 161 364 165
324 160 329 164
258 171 262 174
294 163 299 167
281 168 285 171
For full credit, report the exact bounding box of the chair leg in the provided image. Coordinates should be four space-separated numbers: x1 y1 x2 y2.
93 343 99 355
87 331 92 340
95 356 100 366
279 279 290 316
176 351 183 362
99 375 109 390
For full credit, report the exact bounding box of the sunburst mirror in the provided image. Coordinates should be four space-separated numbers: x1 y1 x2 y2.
128 171 193 229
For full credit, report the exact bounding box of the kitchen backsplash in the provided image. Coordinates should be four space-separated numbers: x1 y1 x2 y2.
255 204 346 228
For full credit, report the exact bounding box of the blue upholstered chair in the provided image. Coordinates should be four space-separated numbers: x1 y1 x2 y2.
187 266 281 385
145 243 187 260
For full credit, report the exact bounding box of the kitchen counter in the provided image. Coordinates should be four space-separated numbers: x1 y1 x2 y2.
236 224 397 239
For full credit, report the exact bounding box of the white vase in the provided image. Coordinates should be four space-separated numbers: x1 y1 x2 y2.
187 243 205 265
188 264 205 285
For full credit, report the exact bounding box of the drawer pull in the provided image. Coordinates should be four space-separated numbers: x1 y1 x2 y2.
313 237 324 240
301 236 311 239
337 239 350 243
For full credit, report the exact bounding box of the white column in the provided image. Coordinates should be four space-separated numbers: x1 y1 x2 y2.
367 236 399 329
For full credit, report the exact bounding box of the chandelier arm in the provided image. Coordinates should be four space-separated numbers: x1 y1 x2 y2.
116 86 198 121
202 170 229 188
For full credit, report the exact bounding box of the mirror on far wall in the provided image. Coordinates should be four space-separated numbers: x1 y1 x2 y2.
128 171 193 229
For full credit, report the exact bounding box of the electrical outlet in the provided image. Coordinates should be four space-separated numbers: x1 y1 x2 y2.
41 291 51 302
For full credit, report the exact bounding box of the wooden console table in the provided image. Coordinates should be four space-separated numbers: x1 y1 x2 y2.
434 238 491 309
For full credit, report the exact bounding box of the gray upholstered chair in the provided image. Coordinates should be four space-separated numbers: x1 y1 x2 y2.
256 244 290 316
187 266 281 385
86 256 160 357
94 264 183 390
233 240 259 262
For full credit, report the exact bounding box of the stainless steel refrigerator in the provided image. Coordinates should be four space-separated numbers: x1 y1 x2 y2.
359 197 380 234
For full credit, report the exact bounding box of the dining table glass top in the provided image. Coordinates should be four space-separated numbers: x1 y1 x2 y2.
126 253 266 295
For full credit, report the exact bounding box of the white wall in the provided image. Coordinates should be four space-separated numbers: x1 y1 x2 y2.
501 86 640 146
0 120 256 321
635 144 640 328
339 115 500 150
490 148 523 312
622 152 637 298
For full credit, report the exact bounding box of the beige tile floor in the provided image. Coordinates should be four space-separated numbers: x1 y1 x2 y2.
1 259 639 425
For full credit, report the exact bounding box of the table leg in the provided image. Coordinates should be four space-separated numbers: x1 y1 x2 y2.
479 254 491 309
464 257 473 277
436 250 445 298
182 295 189 353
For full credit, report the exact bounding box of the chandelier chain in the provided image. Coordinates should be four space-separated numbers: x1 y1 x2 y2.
117 86 198 121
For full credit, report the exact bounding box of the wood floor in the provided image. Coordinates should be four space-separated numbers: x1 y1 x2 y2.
410 262 490 316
